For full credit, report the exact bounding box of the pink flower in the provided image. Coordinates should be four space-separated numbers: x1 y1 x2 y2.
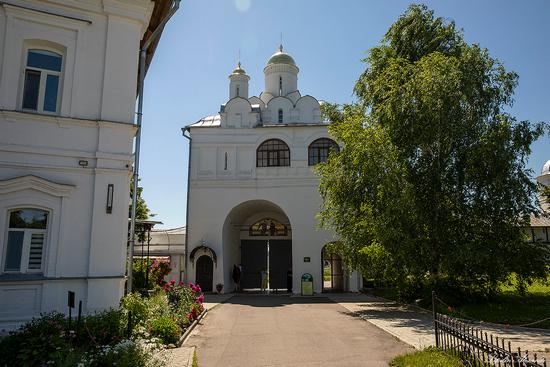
196 295 204 304
169 279 175 285
179 281 184 286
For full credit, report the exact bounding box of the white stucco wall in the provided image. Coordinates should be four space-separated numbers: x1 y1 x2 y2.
0 0 153 329
186 125 359 294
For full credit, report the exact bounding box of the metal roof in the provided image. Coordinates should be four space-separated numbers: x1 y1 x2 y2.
530 214 550 227
189 114 221 128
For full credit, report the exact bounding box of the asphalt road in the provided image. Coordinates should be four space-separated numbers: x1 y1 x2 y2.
186 295 412 367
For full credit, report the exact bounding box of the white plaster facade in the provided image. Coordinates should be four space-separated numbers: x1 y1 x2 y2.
0 0 158 329
185 46 360 294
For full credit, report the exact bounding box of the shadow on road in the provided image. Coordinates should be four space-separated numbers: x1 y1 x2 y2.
223 294 333 307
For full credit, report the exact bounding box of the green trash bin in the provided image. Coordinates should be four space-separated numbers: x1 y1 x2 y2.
301 273 313 296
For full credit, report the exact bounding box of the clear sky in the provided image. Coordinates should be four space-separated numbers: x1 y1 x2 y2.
140 0 550 229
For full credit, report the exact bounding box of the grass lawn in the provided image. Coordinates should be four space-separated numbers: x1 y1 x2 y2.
372 275 550 329
192 349 198 367
391 347 462 367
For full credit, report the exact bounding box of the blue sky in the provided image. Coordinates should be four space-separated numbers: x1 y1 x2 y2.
140 0 550 229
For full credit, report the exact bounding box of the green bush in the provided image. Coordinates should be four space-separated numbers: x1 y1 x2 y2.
0 312 72 367
81 339 164 367
81 309 126 346
0 303 171 367
149 316 181 344
121 292 149 327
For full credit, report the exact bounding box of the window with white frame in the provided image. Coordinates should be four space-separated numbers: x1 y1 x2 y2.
4 208 48 273
21 49 63 114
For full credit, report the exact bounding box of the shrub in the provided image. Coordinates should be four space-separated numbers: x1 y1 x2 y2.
121 292 149 327
0 312 71 367
80 339 165 367
81 309 126 346
132 258 172 291
149 316 181 344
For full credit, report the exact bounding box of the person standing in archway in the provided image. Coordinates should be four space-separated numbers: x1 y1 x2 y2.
232 264 242 292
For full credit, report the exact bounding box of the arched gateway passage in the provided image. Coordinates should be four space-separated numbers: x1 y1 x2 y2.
322 245 343 292
222 200 292 292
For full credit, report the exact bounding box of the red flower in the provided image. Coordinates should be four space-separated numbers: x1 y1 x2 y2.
196 295 204 304
179 281 184 286
169 279 175 285
447 306 454 313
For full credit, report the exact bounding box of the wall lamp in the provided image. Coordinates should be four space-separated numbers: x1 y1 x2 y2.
106 184 114 214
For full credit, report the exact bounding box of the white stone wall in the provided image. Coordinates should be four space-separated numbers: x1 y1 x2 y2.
0 0 153 329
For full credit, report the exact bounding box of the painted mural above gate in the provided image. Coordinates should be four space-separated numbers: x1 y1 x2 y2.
249 218 288 236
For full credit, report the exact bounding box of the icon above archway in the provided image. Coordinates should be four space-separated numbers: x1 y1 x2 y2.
249 218 288 236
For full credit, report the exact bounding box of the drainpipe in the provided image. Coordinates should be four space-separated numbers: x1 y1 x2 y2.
128 0 181 294
181 126 192 283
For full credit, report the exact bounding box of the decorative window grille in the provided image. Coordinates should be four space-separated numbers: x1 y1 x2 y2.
256 139 290 167
308 138 339 166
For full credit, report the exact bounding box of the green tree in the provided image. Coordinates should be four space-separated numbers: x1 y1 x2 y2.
130 177 150 220
318 4 548 298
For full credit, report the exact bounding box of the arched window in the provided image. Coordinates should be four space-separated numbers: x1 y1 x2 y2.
22 49 63 114
278 108 283 123
236 86 240 97
256 139 290 167
249 218 288 236
279 76 283 95
308 138 339 165
4 208 49 273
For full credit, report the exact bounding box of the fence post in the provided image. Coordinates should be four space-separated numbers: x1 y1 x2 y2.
432 290 439 348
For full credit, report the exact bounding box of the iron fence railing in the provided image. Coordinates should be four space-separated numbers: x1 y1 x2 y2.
433 292 547 367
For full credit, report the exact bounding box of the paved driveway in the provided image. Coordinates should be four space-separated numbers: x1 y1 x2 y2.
186 295 412 367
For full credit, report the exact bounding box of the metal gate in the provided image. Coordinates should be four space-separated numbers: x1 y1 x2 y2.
240 240 291 290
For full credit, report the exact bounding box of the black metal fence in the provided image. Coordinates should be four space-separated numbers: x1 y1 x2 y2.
433 292 547 367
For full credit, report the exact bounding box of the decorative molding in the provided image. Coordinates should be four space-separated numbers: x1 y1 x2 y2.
102 0 153 27
0 109 136 129
0 175 74 197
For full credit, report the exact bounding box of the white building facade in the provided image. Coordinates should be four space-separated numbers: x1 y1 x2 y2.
0 0 166 329
185 46 360 294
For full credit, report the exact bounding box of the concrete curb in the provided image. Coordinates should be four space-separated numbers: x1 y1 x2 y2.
177 309 208 347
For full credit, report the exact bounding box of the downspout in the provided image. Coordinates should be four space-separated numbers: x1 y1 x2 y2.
128 0 181 294
181 126 192 283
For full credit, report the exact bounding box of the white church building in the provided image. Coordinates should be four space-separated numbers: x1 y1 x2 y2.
0 0 173 329
184 46 361 294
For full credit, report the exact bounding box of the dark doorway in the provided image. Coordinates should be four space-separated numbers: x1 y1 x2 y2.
196 255 213 292
240 240 292 290
322 247 343 292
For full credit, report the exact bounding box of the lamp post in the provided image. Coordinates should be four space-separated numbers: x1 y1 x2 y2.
266 239 270 294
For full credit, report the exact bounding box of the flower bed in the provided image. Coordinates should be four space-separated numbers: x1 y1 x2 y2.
0 281 204 367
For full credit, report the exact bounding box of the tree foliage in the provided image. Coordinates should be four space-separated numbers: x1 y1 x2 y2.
130 177 150 221
318 4 548 298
